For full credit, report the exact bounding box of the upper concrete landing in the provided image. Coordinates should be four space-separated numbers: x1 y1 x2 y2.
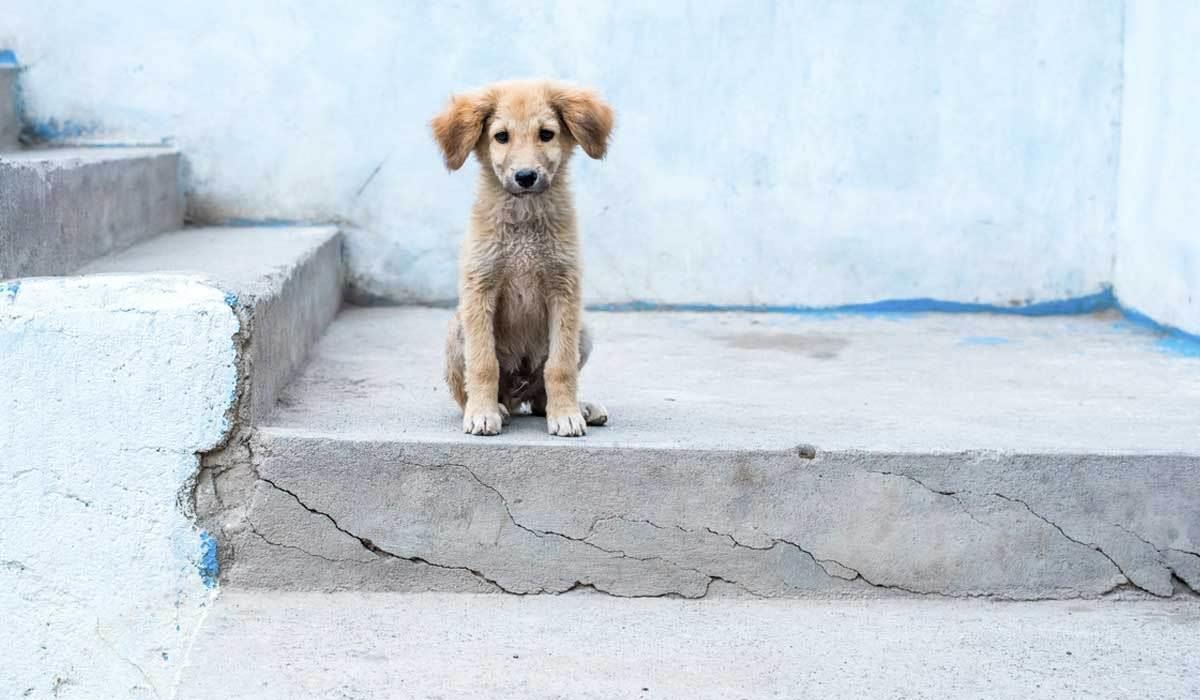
264 307 1200 454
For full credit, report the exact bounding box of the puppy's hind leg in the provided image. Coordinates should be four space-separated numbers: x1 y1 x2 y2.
444 312 468 410
576 323 608 426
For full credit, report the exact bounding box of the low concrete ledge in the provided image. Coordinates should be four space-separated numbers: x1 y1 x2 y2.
241 437 1199 599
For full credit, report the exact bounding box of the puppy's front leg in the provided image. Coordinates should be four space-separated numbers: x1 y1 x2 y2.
544 296 587 437
460 284 504 436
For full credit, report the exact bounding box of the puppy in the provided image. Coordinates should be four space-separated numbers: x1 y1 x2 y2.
431 80 614 437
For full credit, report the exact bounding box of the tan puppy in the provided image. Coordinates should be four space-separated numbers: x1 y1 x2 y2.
431 80 614 437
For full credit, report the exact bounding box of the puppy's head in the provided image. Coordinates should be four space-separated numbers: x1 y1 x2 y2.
431 80 613 196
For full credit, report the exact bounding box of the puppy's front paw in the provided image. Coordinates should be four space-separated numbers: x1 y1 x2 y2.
547 409 587 437
463 404 504 436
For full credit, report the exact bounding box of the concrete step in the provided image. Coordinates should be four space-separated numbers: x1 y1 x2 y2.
0 147 182 279
0 63 17 150
226 308 1200 600
176 592 1200 699
81 225 344 424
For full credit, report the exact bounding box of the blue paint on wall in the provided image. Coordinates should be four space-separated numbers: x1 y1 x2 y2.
960 336 1012 346
589 288 1117 318
221 217 310 228
1116 303 1200 358
197 530 219 589
0 50 17 67
22 117 97 142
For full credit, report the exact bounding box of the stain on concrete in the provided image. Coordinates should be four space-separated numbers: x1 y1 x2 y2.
722 332 849 359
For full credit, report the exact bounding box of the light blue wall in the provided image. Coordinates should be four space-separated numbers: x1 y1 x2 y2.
1116 0 1200 336
3 1 1125 307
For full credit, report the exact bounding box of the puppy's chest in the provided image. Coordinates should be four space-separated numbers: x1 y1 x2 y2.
493 231 571 289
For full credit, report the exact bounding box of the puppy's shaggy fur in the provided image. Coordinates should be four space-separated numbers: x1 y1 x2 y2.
431 80 614 437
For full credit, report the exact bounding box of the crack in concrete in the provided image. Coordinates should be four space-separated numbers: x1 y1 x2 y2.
256 477 507 593
246 523 366 565
867 470 1155 597
250 456 1190 600
871 471 987 526
447 461 764 598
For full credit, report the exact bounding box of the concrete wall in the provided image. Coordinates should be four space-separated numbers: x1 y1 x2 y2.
0 276 238 698
1 0 1124 307
1116 1 1200 337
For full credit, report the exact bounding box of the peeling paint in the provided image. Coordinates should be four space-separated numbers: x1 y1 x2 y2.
198 530 219 589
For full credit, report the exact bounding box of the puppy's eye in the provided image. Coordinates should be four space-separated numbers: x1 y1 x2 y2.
538 129 555 142
494 131 509 144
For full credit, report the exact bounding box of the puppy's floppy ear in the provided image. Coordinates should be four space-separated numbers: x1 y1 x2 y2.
430 89 495 171
551 85 614 160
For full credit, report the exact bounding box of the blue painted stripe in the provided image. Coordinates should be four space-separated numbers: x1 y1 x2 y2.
1115 303 1200 358
0 50 17 67
588 288 1117 317
221 217 310 228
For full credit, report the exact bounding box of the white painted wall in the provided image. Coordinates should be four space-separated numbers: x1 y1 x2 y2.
1 0 1123 307
1116 1 1200 337
0 275 238 699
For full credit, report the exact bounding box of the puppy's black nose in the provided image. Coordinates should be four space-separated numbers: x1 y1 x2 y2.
514 169 538 189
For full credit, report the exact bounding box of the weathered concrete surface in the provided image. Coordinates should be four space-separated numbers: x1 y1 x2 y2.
0 66 17 150
177 592 1200 700
264 308 1200 452
0 147 182 279
0 275 239 699
231 308 1200 599
82 225 344 422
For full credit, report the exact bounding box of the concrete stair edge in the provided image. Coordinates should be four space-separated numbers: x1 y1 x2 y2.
0 147 183 279
81 225 345 428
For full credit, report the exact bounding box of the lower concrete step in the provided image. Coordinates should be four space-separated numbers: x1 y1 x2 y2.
81 226 343 423
0 64 17 150
0 147 182 278
225 308 1200 599
176 592 1200 699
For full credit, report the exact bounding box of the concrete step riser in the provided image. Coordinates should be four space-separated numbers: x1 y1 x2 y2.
236 438 1200 599
0 67 17 150
0 149 183 279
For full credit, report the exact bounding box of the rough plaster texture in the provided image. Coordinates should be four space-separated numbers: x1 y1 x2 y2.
2 1 1123 307
0 275 238 699
0 147 183 279
177 592 1200 699
0 66 17 150
1116 1 1200 337
82 225 345 422
225 308 1200 599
